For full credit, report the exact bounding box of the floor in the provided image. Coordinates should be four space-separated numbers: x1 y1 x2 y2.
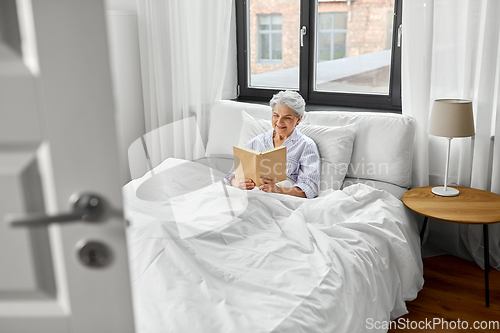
388 255 500 333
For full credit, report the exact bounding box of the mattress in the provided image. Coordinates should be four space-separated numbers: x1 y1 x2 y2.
123 158 423 333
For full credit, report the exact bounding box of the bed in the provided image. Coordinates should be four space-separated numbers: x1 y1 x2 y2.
123 100 424 333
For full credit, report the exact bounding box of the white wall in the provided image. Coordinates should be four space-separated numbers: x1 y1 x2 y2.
105 0 137 12
105 0 145 184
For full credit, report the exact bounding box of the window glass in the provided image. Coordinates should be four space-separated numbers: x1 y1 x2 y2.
314 1 394 95
333 12 347 30
271 14 282 30
259 14 270 30
249 2 299 90
256 14 283 62
319 12 333 30
237 0 402 110
318 32 332 61
333 33 346 59
272 32 282 60
317 12 347 62
259 33 270 60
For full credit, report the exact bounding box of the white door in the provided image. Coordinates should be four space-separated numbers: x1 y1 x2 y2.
0 1 135 332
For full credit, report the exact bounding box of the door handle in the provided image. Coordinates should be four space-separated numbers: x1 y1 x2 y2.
8 192 106 227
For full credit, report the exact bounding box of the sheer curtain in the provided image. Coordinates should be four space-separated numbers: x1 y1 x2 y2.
402 0 500 269
136 0 234 169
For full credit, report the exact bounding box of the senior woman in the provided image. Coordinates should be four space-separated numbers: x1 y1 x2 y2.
228 90 321 198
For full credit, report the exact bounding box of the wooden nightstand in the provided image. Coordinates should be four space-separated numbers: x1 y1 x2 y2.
402 186 500 307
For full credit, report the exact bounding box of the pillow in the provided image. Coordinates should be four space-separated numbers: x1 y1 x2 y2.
298 123 356 190
238 110 272 146
238 110 356 191
206 101 272 157
302 111 415 188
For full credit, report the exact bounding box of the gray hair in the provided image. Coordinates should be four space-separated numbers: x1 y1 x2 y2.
269 90 305 117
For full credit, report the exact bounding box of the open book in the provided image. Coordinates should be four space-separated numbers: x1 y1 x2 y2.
233 145 287 186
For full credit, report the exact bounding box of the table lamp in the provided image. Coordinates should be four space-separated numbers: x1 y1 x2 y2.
427 99 475 196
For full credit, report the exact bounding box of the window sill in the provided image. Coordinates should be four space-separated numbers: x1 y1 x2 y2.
232 96 402 114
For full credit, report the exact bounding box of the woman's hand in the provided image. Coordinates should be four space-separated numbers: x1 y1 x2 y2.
231 177 255 190
259 178 306 197
259 178 280 193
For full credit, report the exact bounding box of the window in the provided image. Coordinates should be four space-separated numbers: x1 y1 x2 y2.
236 0 402 111
258 14 282 63
317 12 347 62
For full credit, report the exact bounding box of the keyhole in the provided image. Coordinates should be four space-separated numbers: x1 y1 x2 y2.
77 241 112 268
88 249 99 264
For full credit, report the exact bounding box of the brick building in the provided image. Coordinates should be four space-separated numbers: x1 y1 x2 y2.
248 0 395 79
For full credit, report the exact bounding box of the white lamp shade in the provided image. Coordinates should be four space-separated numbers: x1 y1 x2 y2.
428 99 475 138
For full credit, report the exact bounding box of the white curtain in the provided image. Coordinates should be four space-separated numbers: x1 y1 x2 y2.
402 0 500 269
136 0 234 168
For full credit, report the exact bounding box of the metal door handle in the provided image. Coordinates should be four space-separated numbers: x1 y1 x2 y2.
8 192 106 227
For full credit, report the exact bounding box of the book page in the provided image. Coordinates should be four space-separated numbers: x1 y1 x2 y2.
256 146 286 185
233 146 286 186
233 146 258 184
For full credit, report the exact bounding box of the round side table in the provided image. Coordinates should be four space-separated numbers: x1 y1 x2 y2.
402 186 500 307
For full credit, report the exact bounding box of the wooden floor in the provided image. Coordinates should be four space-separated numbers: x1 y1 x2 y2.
388 255 500 332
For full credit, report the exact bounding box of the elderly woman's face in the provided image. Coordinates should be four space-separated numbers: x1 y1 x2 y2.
272 104 302 138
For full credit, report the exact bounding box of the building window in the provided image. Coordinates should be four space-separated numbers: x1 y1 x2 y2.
236 0 402 111
258 14 282 62
317 12 347 62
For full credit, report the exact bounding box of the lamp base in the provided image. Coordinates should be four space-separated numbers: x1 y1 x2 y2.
431 186 459 197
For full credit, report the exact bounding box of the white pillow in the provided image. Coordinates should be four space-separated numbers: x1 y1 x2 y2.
238 110 272 146
298 123 356 190
238 110 356 191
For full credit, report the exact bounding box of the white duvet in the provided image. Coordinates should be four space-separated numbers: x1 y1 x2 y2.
123 158 423 333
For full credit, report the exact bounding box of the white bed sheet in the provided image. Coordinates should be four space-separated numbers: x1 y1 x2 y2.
123 158 423 333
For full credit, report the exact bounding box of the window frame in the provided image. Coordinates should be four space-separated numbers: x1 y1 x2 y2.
235 0 403 111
